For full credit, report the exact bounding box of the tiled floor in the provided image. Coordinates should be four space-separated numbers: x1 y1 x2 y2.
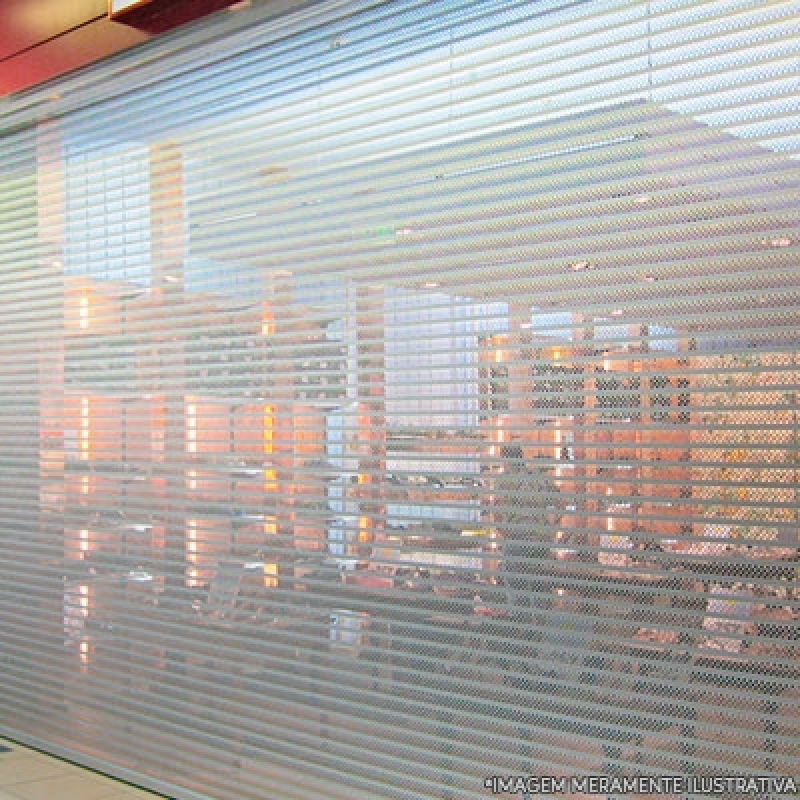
0 741 168 800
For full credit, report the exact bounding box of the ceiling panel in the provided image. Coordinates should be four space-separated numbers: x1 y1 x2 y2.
0 0 106 61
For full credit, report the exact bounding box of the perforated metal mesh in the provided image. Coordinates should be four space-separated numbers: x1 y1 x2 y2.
0 1 797 798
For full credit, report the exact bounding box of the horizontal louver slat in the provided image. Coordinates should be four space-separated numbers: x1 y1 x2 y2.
0 1 797 798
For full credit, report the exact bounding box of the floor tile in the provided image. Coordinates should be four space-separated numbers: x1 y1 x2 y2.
0 753 70 786
101 791 162 800
0 743 170 799
2 772 122 800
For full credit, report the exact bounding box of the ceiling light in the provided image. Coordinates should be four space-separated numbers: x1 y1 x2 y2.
770 236 791 248
205 211 257 226
423 281 440 289
571 260 590 271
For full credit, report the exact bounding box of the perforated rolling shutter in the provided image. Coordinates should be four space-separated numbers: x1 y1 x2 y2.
0 1 798 798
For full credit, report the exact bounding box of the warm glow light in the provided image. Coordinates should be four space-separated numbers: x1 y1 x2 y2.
186 401 197 453
79 639 89 668
79 585 89 615
79 296 89 329
263 562 278 589
263 405 274 454
80 528 89 554
496 417 507 444
81 475 90 495
187 520 197 556
188 469 197 491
